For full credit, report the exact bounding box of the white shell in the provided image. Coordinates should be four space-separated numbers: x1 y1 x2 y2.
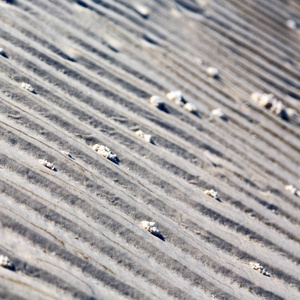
204 189 219 201
134 5 150 18
93 144 118 163
249 262 270 277
286 19 298 29
211 108 226 119
140 221 160 235
0 47 6 57
135 130 154 144
285 185 299 196
0 255 14 269
183 102 198 113
286 108 298 119
149 95 164 108
39 159 55 170
166 90 186 106
206 67 219 78
21 82 34 92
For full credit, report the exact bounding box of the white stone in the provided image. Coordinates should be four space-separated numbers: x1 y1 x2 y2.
286 108 298 119
285 185 299 196
134 5 150 18
39 159 55 170
286 19 298 29
206 67 219 78
259 93 275 107
211 108 227 120
0 255 14 270
183 102 198 114
93 144 119 163
149 95 165 109
21 82 34 93
166 90 186 106
0 48 6 57
140 221 160 235
204 189 220 201
135 130 154 143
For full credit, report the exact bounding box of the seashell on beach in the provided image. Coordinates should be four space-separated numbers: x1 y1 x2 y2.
211 108 227 121
183 102 198 114
286 19 298 29
204 189 220 201
21 82 34 93
0 47 7 58
149 95 165 110
39 159 56 170
0 255 14 270
166 90 186 106
140 221 160 235
135 130 154 144
206 67 219 79
93 144 119 164
285 185 299 196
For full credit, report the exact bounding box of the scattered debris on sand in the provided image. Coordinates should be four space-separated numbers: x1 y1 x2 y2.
286 19 298 30
211 108 228 121
206 67 220 79
166 90 186 106
135 130 154 144
140 221 160 235
0 255 14 270
249 262 270 277
149 95 165 110
21 82 35 93
204 189 220 201
250 92 289 120
285 185 300 196
93 144 119 164
39 159 56 171
0 47 8 58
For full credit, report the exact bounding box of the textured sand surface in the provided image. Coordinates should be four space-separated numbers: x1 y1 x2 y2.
0 0 300 299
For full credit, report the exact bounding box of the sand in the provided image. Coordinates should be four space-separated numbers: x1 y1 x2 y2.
0 0 299 299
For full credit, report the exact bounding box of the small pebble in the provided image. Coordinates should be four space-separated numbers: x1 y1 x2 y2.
183 102 198 114
140 221 160 235
204 189 220 201
0 255 14 270
286 19 298 29
285 185 299 196
135 130 154 144
211 108 227 121
206 67 219 79
61 151 75 160
0 47 8 58
21 82 34 93
166 90 186 106
134 5 150 18
39 159 56 170
149 95 165 110
93 144 119 164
